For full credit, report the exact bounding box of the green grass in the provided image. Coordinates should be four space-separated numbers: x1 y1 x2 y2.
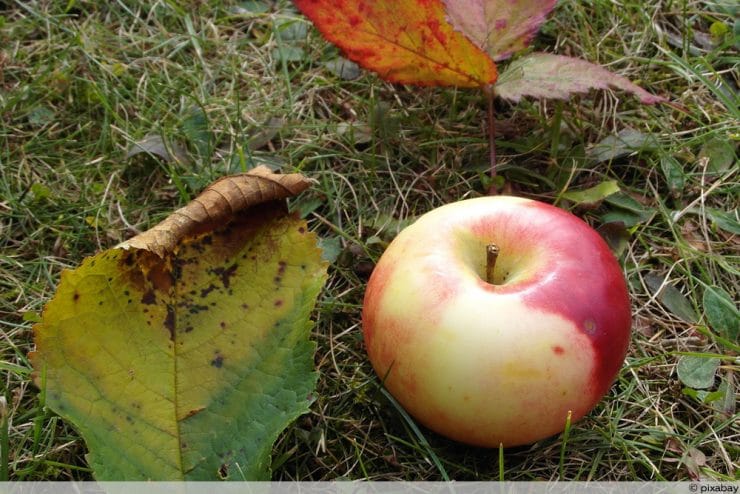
1 0 738 481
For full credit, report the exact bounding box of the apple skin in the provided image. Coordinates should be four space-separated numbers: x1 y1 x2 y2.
362 196 631 448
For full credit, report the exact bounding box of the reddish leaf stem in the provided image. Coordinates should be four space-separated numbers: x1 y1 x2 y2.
485 85 497 181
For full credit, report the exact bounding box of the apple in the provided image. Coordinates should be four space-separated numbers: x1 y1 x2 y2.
362 196 631 447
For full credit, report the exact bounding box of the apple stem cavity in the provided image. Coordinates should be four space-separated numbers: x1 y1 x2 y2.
486 243 500 284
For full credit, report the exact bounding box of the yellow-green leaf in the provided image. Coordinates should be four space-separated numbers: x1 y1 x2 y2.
562 180 621 206
31 167 328 480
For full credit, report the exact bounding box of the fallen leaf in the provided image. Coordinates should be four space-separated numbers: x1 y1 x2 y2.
604 193 653 216
633 316 656 338
698 137 736 174
706 208 740 235
716 375 736 417
27 105 55 126
443 0 557 61
587 129 659 164
318 236 342 263
273 45 307 65
31 166 328 480
181 107 212 159
125 134 190 165
683 447 706 480
247 117 286 151
596 221 630 258
120 166 309 257
562 180 620 206
232 1 271 15
601 192 654 227
293 0 497 87
676 356 720 389
324 57 361 80
659 156 686 197
680 220 708 252
337 121 373 145
496 53 666 104
644 273 699 324
275 17 309 42
703 287 739 342
664 437 684 455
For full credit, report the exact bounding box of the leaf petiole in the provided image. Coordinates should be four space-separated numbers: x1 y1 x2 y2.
485 84 497 182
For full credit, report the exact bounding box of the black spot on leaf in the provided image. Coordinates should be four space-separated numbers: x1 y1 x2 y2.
164 305 176 339
200 284 217 298
172 263 183 281
211 354 224 368
188 304 209 315
141 290 156 305
211 264 238 289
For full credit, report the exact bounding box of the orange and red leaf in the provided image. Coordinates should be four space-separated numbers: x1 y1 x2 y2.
294 0 497 87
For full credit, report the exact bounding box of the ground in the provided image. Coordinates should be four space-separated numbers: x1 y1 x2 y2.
0 0 738 481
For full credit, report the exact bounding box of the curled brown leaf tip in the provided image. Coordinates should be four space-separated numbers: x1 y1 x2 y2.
119 166 312 257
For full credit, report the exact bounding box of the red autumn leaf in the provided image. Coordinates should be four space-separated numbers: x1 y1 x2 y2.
443 0 557 61
293 0 497 87
496 53 666 104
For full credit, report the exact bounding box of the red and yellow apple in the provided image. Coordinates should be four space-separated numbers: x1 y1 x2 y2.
362 196 631 447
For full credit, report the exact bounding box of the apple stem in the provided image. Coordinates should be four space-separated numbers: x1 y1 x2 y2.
486 243 500 284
